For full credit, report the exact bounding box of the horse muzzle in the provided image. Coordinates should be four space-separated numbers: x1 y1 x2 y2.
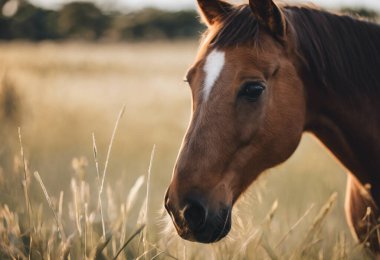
165 189 232 243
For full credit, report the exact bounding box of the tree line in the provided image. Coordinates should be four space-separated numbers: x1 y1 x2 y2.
0 0 377 41
0 0 205 41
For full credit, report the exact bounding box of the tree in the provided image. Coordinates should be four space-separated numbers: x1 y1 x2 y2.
58 2 110 40
113 8 204 40
0 1 60 40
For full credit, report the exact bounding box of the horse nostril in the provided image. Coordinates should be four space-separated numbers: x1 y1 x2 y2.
184 201 207 231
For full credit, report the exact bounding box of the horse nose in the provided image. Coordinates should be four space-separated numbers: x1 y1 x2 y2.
183 200 207 232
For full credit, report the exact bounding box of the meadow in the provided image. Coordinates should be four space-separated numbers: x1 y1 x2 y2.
0 41 374 259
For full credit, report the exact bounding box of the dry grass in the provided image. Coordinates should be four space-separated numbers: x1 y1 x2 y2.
0 41 375 259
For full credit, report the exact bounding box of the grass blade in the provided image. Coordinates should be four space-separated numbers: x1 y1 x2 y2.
275 204 315 248
18 127 35 234
100 105 125 193
34 171 66 241
94 105 125 240
113 224 145 260
92 234 112 260
143 145 155 258
92 133 106 239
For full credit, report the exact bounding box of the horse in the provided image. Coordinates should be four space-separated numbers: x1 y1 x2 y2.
164 0 380 253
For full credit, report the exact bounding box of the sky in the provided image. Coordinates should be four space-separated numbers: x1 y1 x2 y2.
28 0 380 11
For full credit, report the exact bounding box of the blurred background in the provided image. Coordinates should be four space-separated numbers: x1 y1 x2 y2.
0 0 379 41
0 0 379 259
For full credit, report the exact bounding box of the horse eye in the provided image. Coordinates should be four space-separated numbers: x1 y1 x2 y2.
239 82 266 102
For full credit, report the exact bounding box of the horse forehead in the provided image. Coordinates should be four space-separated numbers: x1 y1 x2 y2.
202 49 226 101
194 46 267 102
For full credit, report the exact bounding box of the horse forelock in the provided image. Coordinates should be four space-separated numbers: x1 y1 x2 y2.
206 4 259 48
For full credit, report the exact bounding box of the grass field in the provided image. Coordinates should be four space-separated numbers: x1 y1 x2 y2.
0 41 373 259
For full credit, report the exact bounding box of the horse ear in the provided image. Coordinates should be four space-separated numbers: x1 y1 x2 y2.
249 0 286 37
197 0 233 26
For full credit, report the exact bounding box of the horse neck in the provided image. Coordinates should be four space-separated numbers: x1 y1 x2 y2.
290 8 380 201
304 85 380 181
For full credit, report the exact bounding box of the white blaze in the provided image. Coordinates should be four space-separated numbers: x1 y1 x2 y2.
203 49 225 101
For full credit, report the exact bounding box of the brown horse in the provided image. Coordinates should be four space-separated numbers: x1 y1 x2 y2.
164 0 380 253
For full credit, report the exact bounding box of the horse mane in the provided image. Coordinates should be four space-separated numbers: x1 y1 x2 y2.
209 4 380 95
287 6 380 95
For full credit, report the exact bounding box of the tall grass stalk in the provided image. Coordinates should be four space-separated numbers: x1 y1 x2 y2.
297 192 338 256
18 127 34 233
94 105 125 240
84 203 88 259
120 175 145 246
92 133 106 239
71 179 82 236
275 204 315 248
58 191 64 234
144 145 156 259
305 192 337 241
114 224 145 259
34 171 66 241
100 105 125 193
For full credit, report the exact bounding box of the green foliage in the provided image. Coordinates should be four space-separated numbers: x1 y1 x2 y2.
0 1 60 40
58 2 110 40
0 0 203 41
341 7 379 21
112 8 204 40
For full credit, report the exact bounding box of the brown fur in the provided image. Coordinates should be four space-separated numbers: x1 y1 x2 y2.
249 0 286 37
165 0 380 252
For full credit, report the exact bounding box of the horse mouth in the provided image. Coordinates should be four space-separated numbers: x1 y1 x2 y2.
195 222 231 243
175 210 232 244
